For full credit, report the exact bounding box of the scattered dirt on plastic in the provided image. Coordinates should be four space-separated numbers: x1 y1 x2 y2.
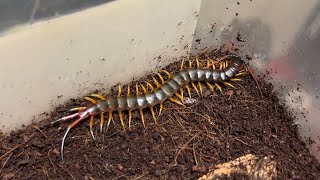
0 49 319 180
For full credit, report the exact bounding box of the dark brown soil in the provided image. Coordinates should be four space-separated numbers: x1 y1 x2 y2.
0 50 320 180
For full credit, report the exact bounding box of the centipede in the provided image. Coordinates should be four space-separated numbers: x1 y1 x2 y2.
52 54 247 160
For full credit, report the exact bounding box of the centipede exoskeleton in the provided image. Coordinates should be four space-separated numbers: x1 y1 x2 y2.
52 54 246 160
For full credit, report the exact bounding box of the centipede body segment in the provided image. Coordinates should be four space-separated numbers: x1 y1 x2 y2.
52 54 246 160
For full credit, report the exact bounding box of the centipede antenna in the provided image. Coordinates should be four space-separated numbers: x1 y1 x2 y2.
150 106 157 124
223 82 236 89
214 83 223 94
139 109 146 128
191 82 200 97
169 97 186 107
175 92 185 104
99 113 104 133
117 84 122 97
206 82 215 93
128 110 132 129
155 73 165 84
89 94 106 100
89 116 97 145
84 97 97 104
69 107 86 112
185 84 192 98
118 111 125 130
158 103 163 118
198 81 203 97
163 70 171 78
51 112 79 125
180 58 185 70
61 127 70 161
152 76 161 87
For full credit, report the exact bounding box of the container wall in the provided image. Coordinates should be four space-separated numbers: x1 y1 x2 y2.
192 0 320 161
0 0 113 34
0 0 201 133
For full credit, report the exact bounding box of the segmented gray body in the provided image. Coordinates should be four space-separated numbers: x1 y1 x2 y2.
88 55 244 114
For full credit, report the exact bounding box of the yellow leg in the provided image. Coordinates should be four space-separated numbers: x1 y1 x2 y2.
206 60 211 68
162 70 171 78
185 84 192 98
223 82 236 88
144 81 154 90
152 77 161 87
196 56 200 68
89 116 96 144
128 110 132 129
84 97 97 104
230 78 242 82
69 107 86 112
212 63 216 70
139 109 145 128
156 73 165 84
180 58 185 70
180 88 184 101
198 81 203 97
89 94 106 100
140 83 147 93
214 83 223 94
135 83 140 95
206 82 215 93
100 113 104 133
106 111 113 131
117 84 121 97
235 72 246 77
220 62 223 70
189 60 193 69
169 97 186 107
150 106 157 124
118 111 125 130
191 82 200 97
158 103 163 118
127 84 131 96
175 92 185 104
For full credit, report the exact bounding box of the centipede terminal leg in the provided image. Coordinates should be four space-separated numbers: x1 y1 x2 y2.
89 116 97 146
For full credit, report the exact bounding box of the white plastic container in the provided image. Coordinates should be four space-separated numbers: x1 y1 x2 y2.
0 0 319 161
